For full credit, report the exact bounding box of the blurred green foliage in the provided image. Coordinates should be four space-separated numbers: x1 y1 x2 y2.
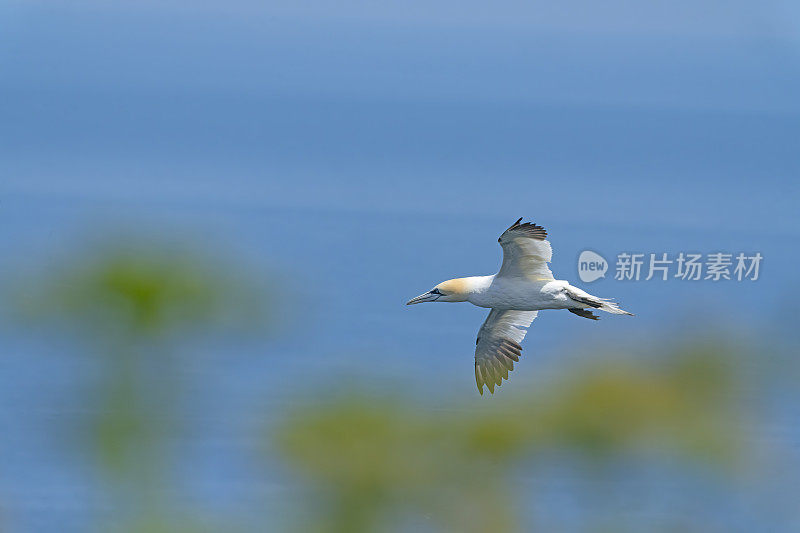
277 345 743 533
11 240 269 532
8 237 753 533
14 241 268 339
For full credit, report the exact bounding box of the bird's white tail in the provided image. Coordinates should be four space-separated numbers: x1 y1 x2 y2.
597 299 634 316
565 285 634 316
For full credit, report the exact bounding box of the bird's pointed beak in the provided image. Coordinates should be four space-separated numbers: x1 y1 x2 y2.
406 291 439 305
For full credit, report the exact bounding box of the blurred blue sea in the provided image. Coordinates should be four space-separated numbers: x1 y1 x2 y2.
1 1 799 531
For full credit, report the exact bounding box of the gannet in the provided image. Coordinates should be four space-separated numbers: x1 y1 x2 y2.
406 218 633 395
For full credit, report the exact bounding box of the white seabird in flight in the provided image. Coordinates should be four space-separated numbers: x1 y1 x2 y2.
406 218 633 395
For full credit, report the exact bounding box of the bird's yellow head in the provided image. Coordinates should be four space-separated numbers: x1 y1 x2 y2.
406 278 472 305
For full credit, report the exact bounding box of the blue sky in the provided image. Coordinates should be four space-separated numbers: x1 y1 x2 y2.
1 0 799 360
2 0 799 233
1 0 797 361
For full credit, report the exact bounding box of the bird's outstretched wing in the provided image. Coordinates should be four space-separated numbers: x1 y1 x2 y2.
497 218 554 280
474 309 538 394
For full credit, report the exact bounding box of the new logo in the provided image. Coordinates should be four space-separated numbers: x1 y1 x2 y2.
577 250 608 283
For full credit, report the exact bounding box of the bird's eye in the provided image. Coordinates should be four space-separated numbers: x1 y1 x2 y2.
430 288 441 295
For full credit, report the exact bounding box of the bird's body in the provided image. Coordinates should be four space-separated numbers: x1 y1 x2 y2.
407 218 632 395
458 277 599 311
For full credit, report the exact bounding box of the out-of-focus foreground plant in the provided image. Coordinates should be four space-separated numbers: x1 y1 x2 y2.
276 343 745 533
11 240 269 532
6 236 756 533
